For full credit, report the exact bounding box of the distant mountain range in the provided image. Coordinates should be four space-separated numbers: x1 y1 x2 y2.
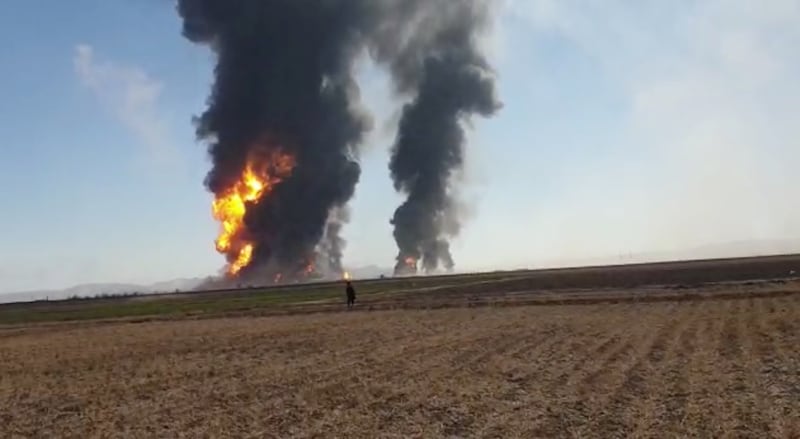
0 265 395 304
0 278 209 304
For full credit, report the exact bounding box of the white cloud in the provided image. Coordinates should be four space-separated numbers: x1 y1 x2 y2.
73 44 176 166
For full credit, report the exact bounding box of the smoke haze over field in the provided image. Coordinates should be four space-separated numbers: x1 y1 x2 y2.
452 0 800 271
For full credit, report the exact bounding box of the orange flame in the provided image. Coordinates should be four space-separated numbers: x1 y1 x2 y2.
343 271 351 280
211 150 295 276
229 243 253 276
404 256 417 269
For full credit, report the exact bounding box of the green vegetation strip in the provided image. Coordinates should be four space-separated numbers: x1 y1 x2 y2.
0 273 518 325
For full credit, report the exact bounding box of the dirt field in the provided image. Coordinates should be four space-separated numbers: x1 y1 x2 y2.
1 288 798 438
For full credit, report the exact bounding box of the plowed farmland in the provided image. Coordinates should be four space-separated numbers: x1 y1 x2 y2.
1 286 799 437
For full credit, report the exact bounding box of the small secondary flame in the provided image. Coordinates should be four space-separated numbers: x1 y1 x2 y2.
212 149 295 276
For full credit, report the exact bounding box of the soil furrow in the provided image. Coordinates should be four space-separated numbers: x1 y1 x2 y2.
628 301 701 436
683 301 729 437
583 305 682 437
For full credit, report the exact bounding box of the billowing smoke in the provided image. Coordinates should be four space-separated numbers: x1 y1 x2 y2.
372 2 501 275
177 0 498 281
317 207 350 274
178 0 374 281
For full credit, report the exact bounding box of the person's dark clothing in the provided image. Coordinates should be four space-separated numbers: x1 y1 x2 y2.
345 282 356 308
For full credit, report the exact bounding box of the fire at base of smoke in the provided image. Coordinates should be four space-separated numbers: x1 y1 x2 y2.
177 0 499 282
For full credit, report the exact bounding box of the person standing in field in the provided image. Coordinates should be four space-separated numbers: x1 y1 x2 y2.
345 280 356 309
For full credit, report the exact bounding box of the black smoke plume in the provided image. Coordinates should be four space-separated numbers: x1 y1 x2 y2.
178 0 375 280
177 0 498 280
373 2 501 275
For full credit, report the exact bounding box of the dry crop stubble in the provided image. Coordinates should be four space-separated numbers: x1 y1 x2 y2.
0 293 799 438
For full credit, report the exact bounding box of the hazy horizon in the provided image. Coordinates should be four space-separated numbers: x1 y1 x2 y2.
1 0 799 293
4 239 799 298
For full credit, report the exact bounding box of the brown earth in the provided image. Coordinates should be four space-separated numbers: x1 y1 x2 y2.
1 284 799 438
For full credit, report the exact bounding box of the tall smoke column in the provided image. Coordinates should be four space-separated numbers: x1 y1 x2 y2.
378 1 501 274
177 0 375 280
317 207 350 274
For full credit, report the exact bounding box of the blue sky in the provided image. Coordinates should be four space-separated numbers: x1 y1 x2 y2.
1 0 799 293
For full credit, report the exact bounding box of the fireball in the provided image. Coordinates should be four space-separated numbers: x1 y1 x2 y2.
211 149 295 276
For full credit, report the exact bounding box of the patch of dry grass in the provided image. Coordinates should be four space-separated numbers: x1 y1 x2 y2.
1 293 799 437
